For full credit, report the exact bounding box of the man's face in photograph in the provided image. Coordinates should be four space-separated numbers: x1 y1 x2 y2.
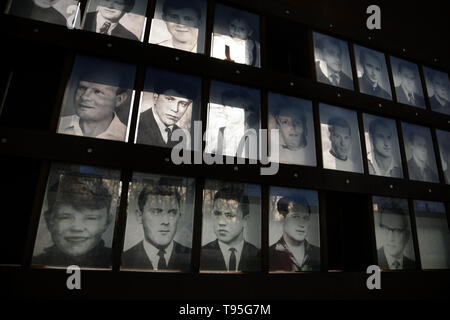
212 198 247 245
140 193 181 248
277 114 304 150
380 211 408 258
98 0 127 22
322 41 342 73
164 7 200 45
228 18 252 40
75 81 125 122
48 204 109 256
432 74 449 102
33 0 60 8
283 202 310 243
399 66 416 93
154 89 192 126
372 124 393 158
411 134 428 163
330 125 351 159
363 53 382 85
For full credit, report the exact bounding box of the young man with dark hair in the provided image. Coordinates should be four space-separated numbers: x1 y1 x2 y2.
200 185 260 271
395 62 425 107
358 49 391 100
406 131 438 182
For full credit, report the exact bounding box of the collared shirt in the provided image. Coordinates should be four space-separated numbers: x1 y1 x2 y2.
152 107 174 144
383 247 403 270
143 239 174 270
96 12 119 35
368 154 399 177
156 38 198 53
322 149 359 172
284 240 307 269
58 113 127 141
401 85 416 104
217 240 244 271
319 60 340 85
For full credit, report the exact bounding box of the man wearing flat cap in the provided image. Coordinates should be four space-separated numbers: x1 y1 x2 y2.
83 0 138 41
58 64 130 141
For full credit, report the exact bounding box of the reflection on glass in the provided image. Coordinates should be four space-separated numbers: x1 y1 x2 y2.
32 163 121 269
200 180 261 272
423 67 450 115
8 0 80 28
269 187 320 272
135 68 201 149
83 0 148 41
121 173 195 271
57 55 136 142
149 0 206 53
268 93 316 166
390 56 426 108
313 32 354 90
436 130 450 184
402 122 439 183
319 103 363 173
205 81 260 159
363 114 403 178
354 45 392 100
372 196 416 270
210 4 260 67
413 201 450 269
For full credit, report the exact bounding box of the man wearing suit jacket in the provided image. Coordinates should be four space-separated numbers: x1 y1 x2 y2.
358 49 392 100
122 182 191 270
136 77 195 147
315 36 354 90
269 195 320 272
428 71 450 115
83 0 138 41
200 185 260 271
406 131 439 183
394 62 425 108
9 0 67 26
377 201 415 270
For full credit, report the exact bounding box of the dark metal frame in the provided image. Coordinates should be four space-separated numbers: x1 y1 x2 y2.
0 0 449 300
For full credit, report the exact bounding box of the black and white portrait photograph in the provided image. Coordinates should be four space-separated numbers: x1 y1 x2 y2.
8 0 81 28
319 103 363 173
268 93 316 166
205 81 260 159
401 122 439 183
413 200 450 269
436 129 450 184
134 68 201 149
390 56 426 108
82 0 148 41
363 114 403 178
57 55 136 142
32 163 121 269
200 180 261 272
269 187 320 272
149 0 206 53
354 45 392 100
210 3 260 67
372 196 416 270
313 32 354 91
121 173 195 272
423 67 450 115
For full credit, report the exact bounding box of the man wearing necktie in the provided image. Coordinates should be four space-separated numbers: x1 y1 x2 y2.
200 185 260 272
122 182 191 271
376 201 416 270
83 0 139 41
394 61 425 108
314 35 354 90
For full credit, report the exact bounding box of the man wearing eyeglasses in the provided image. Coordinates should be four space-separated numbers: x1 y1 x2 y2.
269 195 320 272
200 185 260 272
121 184 191 271
377 202 415 270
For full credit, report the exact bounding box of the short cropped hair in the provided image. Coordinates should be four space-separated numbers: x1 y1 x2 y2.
162 0 202 20
369 118 390 138
45 174 112 223
213 185 249 217
328 116 351 136
277 195 311 218
360 49 382 68
138 182 181 212
378 200 409 229
316 36 342 57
